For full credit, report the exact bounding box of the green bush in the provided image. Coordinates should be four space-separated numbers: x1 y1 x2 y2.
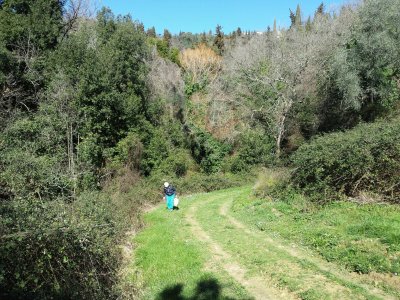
292 118 400 202
189 128 231 174
105 132 143 172
140 128 171 176
0 117 73 200
0 192 123 299
237 129 275 165
156 149 196 177
228 129 275 173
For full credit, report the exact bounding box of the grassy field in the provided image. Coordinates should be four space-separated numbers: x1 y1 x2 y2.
129 186 400 299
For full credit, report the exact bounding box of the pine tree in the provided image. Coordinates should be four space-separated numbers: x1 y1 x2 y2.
200 32 207 44
290 5 302 28
295 4 302 26
146 26 156 37
316 2 325 16
236 27 242 36
289 9 296 28
306 16 312 31
163 29 172 46
213 24 224 55
137 22 145 33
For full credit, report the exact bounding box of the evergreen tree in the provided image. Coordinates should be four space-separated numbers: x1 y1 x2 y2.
290 5 302 28
316 2 325 16
147 26 156 38
0 0 64 119
213 24 224 55
200 31 207 44
137 22 145 33
289 9 296 28
236 27 242 36
295 4 302 26
306 16 312 31
163 28 172 46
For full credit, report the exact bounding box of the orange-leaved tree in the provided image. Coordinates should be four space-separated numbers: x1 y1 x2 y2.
179 43 222 89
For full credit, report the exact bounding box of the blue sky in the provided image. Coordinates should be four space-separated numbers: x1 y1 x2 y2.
99 0 349 34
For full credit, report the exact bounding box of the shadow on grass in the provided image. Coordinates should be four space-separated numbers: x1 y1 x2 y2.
157 278 240 300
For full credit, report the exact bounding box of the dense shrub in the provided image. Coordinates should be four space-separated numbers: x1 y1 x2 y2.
292 118 400 202
228 129 275 173
156 149 196 177
0 192 124 299
104 132 143 172
189 128 231 174
0 116 72 200
140 128 171 176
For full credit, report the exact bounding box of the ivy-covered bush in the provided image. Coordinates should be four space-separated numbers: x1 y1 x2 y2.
292 118 400 202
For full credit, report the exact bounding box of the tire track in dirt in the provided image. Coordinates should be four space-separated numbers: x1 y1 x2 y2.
218 197 397 300
186 203 298 300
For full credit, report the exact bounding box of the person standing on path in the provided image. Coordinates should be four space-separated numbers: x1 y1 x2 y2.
164 182 176 211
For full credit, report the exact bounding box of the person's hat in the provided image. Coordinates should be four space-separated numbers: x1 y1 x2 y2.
164 182 169 187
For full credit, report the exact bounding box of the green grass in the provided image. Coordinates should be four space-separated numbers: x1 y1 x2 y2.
129 185 400 299
194 187 382 300
130 194 252 299
231 191 400 276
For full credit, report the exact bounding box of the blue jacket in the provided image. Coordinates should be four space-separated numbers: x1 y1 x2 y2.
164 185 176 196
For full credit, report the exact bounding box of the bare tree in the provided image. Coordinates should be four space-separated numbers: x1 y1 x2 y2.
62 0 98 38
146 49 185 118
222 5 357 157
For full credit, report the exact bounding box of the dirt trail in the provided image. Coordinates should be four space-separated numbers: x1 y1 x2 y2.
218 199 397 300
186 205 297 300
182 189 399 300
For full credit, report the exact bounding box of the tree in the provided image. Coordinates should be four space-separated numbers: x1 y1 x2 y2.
295 4 302 26
0 0 64 122
222 10 356 157
200 31 207 44
316 2 325 16
305 16 312 31
236 27 242 36
290 5 302 28
163 28 172 46
179 44 221 94
147 26 156 38
62 0 95 39
137 22 145 33
213 24 224 55
289 9 296 27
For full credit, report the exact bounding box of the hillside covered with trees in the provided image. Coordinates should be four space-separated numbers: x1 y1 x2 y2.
0 0 399 298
